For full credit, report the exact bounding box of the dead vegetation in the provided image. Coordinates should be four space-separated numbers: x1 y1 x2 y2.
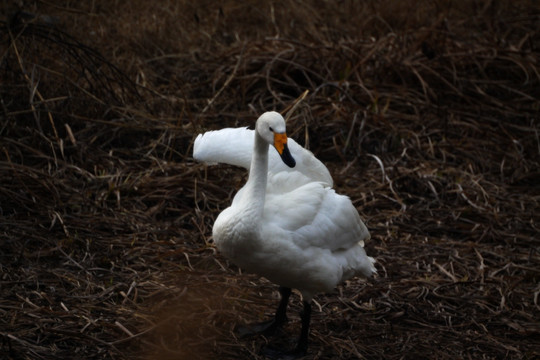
1 0 539 359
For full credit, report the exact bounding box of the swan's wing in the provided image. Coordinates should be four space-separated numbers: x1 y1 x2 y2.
193 127 333 186
193 127 253 169
283 140 333 187
263 180 370 252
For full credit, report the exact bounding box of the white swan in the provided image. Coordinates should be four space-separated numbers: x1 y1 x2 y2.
193 111 376 358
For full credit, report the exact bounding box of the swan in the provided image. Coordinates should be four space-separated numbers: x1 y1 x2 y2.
193 111 376 358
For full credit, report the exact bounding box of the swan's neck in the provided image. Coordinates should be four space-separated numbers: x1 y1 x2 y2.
242 131 268 219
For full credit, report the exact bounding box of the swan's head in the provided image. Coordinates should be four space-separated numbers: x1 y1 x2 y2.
256 111 296 168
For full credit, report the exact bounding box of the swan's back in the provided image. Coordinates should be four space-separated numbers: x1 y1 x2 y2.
193 127 333 187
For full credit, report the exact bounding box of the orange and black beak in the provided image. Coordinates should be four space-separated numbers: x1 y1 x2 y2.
274 133 296 168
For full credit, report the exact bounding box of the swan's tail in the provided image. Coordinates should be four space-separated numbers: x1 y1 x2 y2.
356 235 376 277
340 244 376 281
357 254 377 278
367 256 377 276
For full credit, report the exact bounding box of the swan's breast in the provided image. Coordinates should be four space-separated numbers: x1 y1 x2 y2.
212 207 261 262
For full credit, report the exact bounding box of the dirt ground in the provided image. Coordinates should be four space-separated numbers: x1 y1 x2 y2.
1 1 539 359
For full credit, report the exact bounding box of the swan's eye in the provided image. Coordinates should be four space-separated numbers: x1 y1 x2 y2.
269 126 274 132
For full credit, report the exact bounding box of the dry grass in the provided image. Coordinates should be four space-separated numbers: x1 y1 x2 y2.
1 0 539 359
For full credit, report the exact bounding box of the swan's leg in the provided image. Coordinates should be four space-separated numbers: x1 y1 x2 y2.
236 286 291 338
261 300 312 359
294 300 312 355
274 286 292 325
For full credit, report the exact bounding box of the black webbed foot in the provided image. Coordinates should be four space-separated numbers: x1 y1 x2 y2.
261 345 307 360
260 300 311 359
236 287 292 338
235 318 284 338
